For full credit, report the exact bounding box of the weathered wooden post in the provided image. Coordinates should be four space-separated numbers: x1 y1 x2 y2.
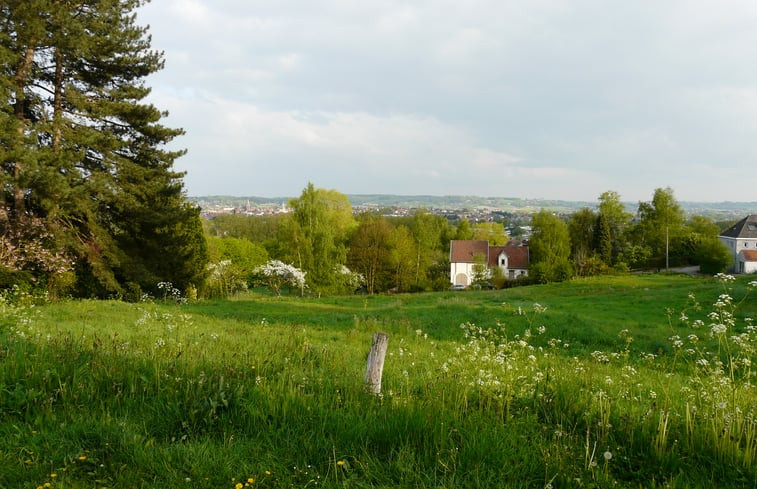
364 332 389 395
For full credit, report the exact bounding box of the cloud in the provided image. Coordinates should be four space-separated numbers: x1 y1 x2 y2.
139 0 757 201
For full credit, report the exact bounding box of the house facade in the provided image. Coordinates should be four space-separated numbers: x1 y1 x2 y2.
449 240 529 286
719 215 757 273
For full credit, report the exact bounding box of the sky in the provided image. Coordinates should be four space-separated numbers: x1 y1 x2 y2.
136 0 757 202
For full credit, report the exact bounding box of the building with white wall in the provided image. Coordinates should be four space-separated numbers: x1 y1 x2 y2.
719 215 757 273
449 240 529 286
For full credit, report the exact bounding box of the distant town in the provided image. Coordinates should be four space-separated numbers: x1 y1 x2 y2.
190 194 757 231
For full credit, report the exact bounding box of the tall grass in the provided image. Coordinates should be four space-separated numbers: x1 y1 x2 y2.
0 275 755 488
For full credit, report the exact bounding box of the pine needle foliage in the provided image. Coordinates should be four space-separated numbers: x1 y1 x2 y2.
0 0 207 296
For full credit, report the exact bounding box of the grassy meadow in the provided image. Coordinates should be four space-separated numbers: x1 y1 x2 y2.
1 274 756 488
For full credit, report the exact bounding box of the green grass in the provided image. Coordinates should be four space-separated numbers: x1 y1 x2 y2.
1 274 755 488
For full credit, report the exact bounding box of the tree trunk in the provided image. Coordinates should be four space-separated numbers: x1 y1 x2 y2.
11 45 36 216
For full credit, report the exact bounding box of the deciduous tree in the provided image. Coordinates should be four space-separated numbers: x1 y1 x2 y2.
284 183 356 293
530 210 573 283
348 214 393 294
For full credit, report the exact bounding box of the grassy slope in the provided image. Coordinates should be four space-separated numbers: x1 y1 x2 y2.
1 274 755 488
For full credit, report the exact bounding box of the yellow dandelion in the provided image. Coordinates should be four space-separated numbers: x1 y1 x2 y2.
235 483 243 489
50 473 57 478
248 477 254 483
78 455 87 461
337 460 345 467
44 483 51 488
265 470 271 476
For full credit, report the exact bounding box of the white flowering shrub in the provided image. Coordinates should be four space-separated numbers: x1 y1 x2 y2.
336 265 365 291
205 260 248 299
254 260 307 296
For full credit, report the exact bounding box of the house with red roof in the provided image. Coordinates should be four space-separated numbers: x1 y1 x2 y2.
719 215 757 273
449 240 529 287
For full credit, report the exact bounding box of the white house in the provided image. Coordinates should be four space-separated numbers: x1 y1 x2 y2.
737 250 757 274
449 240 529 286
719 215 757 273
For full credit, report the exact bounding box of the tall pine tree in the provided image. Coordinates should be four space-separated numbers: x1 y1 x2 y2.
0 0 207 296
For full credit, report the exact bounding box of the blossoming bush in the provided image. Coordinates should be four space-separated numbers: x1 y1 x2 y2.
254 260 307 296
205 260 248 299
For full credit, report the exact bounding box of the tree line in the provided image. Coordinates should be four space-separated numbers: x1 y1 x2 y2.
204 183 461 296
530 188 732 283
205 185 733 297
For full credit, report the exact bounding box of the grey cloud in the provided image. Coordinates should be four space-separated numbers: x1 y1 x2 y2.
140 0 757 201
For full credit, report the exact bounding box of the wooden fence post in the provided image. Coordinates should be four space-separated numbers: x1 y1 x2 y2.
364 332 389 395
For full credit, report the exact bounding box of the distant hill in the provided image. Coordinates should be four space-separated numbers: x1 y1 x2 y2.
189 195 757 218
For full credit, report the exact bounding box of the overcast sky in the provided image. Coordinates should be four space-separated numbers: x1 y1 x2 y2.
137 0 757 202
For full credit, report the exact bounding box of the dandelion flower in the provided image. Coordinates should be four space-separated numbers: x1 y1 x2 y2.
248 477 254 483
337 460 345 467
235 483 243 489
603 451 612 461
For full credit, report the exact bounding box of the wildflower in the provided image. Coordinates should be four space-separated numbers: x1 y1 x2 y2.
337 460 345 467
248 477 254 483
603 451 612 461
78 455 87 461
265 471 271 476
50 474 57 478
711 323 727 335
236 483 243 489
715 273 735 282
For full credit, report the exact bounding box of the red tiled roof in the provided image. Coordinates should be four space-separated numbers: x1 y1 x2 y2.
489 245 529 268
449 240 489 263
740 250 757 261
451 240 529 268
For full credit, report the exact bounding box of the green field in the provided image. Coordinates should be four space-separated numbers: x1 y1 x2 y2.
1 274 755 488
